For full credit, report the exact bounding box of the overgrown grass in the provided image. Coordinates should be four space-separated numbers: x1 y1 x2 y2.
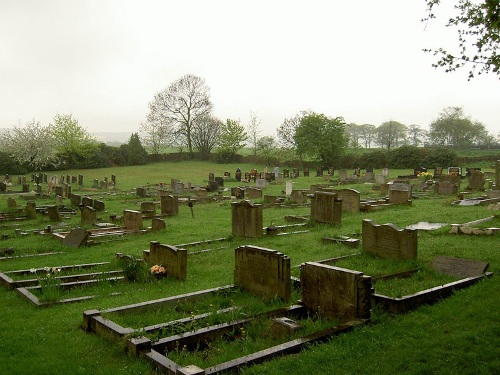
0 161 498 374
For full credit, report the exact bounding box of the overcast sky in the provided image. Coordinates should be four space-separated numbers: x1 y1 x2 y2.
1 0 499 139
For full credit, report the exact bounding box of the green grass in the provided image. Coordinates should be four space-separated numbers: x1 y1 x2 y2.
0 161 499 374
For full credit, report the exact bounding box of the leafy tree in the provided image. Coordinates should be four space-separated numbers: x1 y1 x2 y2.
246 111 262 157
422 147 458 167
0 119 56 170
120 133 148 165
276 111 307 148
345 123 364 148
294 112 347 164
256 136 277 165
376 121 407 151
147 74 213 156
50 114 98 167
359 124 377 148
407 124 428 146
358 150 389 169
0 151 28 175
423 0 500 79
139 117 169 155
217 119 247 163
429 106 489 147
191 115 222 158
388 145 424 168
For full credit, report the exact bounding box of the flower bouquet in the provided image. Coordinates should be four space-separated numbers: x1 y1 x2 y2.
150 264 167 280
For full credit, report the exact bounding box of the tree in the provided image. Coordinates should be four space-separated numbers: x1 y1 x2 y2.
376 121 407 151
217 119 247 163
256 136 277 165
423 0 500 79
0 119 56 170
139 117 169 155
407 124 428 146
50 114 98 167
246 111 262 157
359 124 377 148
191 115 222 158
429 106 488 147
276 111 306 148
120 133 148 165
147 74 213 156
294 112 347 164
345 123 363 148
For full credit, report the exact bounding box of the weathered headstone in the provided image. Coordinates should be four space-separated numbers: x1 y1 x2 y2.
82 196 93 207
289 189 308 204
25 201 36 219
234 245 290 301
81 206 96 225
62 227 90 248
93 199 105 211
136 187 146 197
435 180 458 195
466 170 486 191
300 262 371 323
285 180 293 196
431 256 489 278
7 197 17 209
255 178 267 189
246 187 263 200
335 189 360 213
375 175 387 185
310 191 342 224
231 187 245 199
339 169 348 182
448 167 462 176
362 219 417 260
160 195 178 216
70 194 82 207
231 200 263 238
123 210 143 231
141 201 156 218
382 168 389 177
47 205 61 222
144 241 187 280
388 180 412 204
151 217 166 231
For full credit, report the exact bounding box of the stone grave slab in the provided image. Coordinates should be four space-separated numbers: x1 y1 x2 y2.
246 187 262 200
310 191 342 224
151 218 166 231
362 219 417 260
289 189 308 204
335 189 360 213
231 200 263 238
432 256 489 278
144 241 187 280
466 170 486 191
234 245 290 301
255 178 267 189
435 180 458 195
123 210 143 231
405 222 446 231
388 180 412 204
47 205 61 222
300 262 371 323
62 227 90 248
81 206 96 225
160 195 178 216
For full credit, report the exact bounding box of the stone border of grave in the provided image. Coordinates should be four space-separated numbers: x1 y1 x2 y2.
0 251 63 261
52 226 148 247
449 215 500 235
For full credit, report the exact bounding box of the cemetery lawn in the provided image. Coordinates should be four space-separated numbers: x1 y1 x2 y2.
0 161 498 375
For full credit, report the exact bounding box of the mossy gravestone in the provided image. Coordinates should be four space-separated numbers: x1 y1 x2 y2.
231 200 263 238
234 245 290 301
362 219 417 260
310 191 342 224
144 241 187 280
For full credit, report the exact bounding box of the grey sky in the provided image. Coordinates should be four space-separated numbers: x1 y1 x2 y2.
1 0 499 138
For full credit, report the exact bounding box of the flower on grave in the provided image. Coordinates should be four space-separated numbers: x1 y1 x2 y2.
29 268 37 274
149 264 166 276
417 171 433 182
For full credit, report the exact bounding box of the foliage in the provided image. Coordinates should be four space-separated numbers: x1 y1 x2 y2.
423 0 500 79
217 119 248 163
422 147 458 167
407 124 428 146
376 121 407 151
358 149 389 168
120 133 148 166
139 117 169 155
50 114 98 168
256 136 278 165
0 119 57 170
31 267 62 302
246 111 262 157
276 111 305 148
191 115 222 158
0 151 28 175
388 145 425 168
117 256 148 282
429 106 489 147
147 74 213 156
294 112 348 164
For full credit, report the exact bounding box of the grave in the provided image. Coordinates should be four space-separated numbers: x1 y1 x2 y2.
431 256 489 278
140 201 156 218
123 210 143 231
434 180 459 195
285 180 293 196
375 175 387 185
255 178 267 189
466 170 486 191
230 187 244 199
25 201 36 219
47 205 62 222
93 200 105 211
231 200 263 238
151 218 166 231
310 191 342 224
449 215 500 235
160 195 178 216
143 241 187 280
246 187 262 200
388 180 412 205
335 189 360 213
81 206 96 225
362 219 418 260
62 227 90 248
234 245 290 301
448 167 462 176
300 262 371 323
338 169 347 182
289 189 308 204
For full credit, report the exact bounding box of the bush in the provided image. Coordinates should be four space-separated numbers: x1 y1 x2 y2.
423 147 458 167
358 150 389 169
388 145 424 168
0 152 28 175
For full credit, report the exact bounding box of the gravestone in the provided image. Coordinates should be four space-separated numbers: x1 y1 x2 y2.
25 201 36 219
231 200 263 238
362 171 374 182
141 201 156 218
335 189 360 213
304 168 309 177
339 169 347 182
7 197 17 209
47 205 61 222
70 194 82 207
136 187 146 197
55 186 64 197
289 189 308 204
231 187 245 199
388 180 412 204
100 181 108 190
235 169 242 181
123 210 143 231
310 191 342 224
0 182 6 192
382 168 389 177
246 187 263 200
316 167 323 177
448 167 462 176
215 177 224 187
435 180 458 195
234 245 290 301
431 256 489 278
375 175 387 185
93 199 105 211
55 195 63 205
82 196 93 207
255 178 267 189
466 170 486 191
276 173 284 183
301 262 371 323
62 227 90 248
151 217 166 231
81 206 96 225
285 180 293 196
283 169 289 178
160 195 178 216
144 241 187 280
362 219 417 260
440 174 461 190
207 180 219 192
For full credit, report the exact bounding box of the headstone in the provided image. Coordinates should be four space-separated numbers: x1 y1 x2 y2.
55 195 63 205
7 197 16 208
92 200 105 211
448 167 462 176
93 179 99 189
285 180 293 196
255 178 267 189
303 168 309 177
466 170 486 190
100 180 108 190
141 201 156 218
388 180 412 204
151 218 166 231
55 186 64 197
231 200 263 238
144 241 187 280
375 175 387 185
440 174 461 190
214 177 224 187
316 167 323 177
362 171 374 182
273 167 280 178
25 201 36 219
81 206 96 225
231 187 245 199
235 169 242 182
435 180 458 195
431 256 489 278
335 189 360 213
300 262 371 323
207 180 219 192
123 210 143 231
160 195 178 216
310 191 342 224
47 205 61 222
208 172 214 182
382 168 389 177
62 227 90 248
276 173 284 183
339 169 347 182
362 219 417 260
82 196 93 207
283 169 289 178
246 187 263 199
70 194 82 207
289 189 308 204
136 187 146 197
0 182 6 192
234 245 290 301
174 182 184 194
